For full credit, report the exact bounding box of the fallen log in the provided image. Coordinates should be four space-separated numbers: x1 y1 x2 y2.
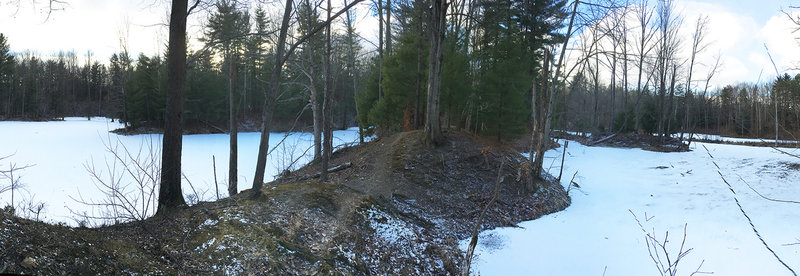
588 134 616 146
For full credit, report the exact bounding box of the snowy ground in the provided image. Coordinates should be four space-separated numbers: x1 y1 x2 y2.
0 118 361 224
464 139 800 275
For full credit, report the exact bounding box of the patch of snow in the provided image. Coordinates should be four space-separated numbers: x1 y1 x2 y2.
202 219 217 227
195 237 216 252
362 208 416 245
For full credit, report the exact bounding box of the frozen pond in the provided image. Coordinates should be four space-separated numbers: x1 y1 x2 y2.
464 139 800 275
0 117 361 224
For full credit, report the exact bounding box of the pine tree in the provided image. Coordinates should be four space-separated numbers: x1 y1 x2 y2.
204 0 250 196
0 34 14 118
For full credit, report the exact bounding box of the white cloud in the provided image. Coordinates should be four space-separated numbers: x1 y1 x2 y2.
0 0 168 61
757 13 800 75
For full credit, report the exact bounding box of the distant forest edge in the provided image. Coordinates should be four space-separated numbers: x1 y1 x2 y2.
0 0 800 140
0 3 359 133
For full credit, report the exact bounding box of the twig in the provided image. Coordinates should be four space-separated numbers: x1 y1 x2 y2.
213 155 219 200
558 140 569 181
566 171 578 194
702 145 797 276
736 176 800 204
629 210 708 276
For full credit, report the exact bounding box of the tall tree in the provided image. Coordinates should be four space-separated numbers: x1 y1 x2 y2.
655 0 681 139
634 0 655 132
385 0 393 55
423 0 447 145
343 0 363 142
532 0 575 178
680 14 708 140
204 0 250 196
297 0 324 160
321 0 334 181
251 0 365 197
158 0 191 214
378 0 384 99
0 34 14 118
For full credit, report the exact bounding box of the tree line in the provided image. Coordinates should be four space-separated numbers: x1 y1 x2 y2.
546 0 800 140
0 3 360 133
4 0 800 216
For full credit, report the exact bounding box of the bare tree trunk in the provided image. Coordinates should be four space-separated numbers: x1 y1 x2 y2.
251 0 364 197
666 64 677 137
158 0 188 213
305 0 322 160
423 0 447 145
385 0 392 55
533 0 577 178
593 49 600 133
228 53 239 196
528 77 538 164
251 0 292 198
344 1 362 143
532 51 550 177
414 2 424 129
321 0 333 182
377 0 384 99
609 44 617 132
682 15 708 141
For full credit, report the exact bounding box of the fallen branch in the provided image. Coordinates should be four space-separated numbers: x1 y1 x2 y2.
588 134 616 146
463 158 505 276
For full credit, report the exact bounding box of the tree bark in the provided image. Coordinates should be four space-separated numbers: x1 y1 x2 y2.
414 2 424 130
321 0 333 182
423 0 447 146
304 0 322 160
228 53 239 196
378 0 384 99
251 0 293 198
158 0 188 214
251 0 363 197
533 0 577 178
386 0 392 55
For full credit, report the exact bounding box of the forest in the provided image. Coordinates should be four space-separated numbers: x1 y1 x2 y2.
1 0 800 142
1 0 800 274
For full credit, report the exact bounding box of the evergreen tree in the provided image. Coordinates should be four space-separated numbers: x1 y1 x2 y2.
476 34 529 139
204 0 250 196
474 0 531 139
126 54 165 127
0 34 14 118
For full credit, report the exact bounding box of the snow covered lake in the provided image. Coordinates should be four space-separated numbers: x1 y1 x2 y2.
0 118 361 224
465 139 800 275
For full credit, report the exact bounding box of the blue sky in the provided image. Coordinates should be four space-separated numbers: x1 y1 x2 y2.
1 0 798 90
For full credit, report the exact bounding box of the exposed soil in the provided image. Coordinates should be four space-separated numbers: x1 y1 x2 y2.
0 130 570 275
506 131 561 153
552 131 690 152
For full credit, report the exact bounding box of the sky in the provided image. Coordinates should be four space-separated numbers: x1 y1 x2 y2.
0 0 798 90
0 0 379 63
